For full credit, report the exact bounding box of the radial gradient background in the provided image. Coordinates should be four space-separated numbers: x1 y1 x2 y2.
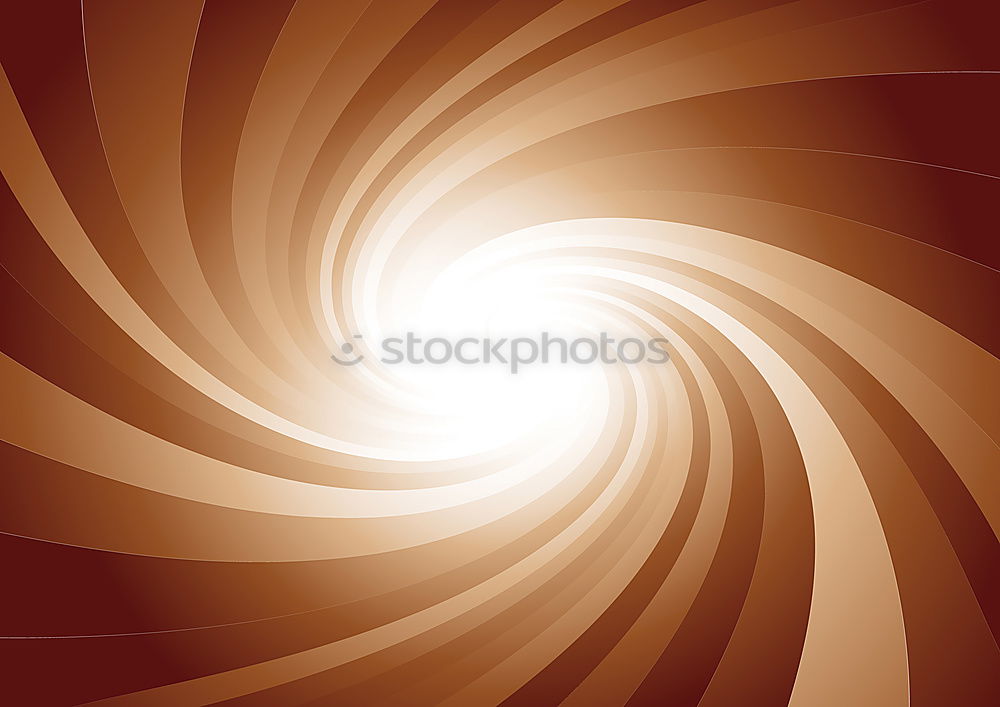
2 0 999 705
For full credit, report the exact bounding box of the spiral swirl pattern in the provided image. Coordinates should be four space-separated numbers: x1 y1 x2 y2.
2 1 999 705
